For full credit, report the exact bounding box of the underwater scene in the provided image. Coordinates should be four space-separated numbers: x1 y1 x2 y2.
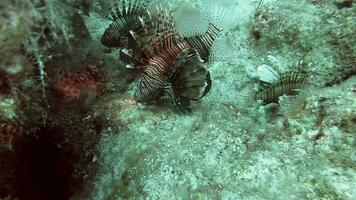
0 0 355 199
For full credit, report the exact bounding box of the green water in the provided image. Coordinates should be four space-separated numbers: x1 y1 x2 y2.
0 0 354 199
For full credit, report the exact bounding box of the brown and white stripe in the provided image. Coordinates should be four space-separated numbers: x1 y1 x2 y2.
134 40 191 103
255 71 308 104
184 24 220 62
99 0 150 48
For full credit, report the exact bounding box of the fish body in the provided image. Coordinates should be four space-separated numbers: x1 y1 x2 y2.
250 63 308 104
134 37 211 112
124 5 214 112
255 71 307 104
135 41 190 103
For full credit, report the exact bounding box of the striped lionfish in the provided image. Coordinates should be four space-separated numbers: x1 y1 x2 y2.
241 59 308 105
97 0 236 112
130 6 215 112
98 0 225 67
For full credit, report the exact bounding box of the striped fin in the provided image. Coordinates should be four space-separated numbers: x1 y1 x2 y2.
119 48 148 68
237 83 258 106
165 48 212 112
125 29 152 63
134 63 166 104
128 5 180 57
95 0 150 21
164 83 192 113
198 0 239 61
151 5 179 52
125 13 156 60
199 0 239 31
184 23 220 62
173 0 210 37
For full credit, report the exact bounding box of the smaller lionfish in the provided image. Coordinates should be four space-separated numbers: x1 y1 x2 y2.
241 58 308 105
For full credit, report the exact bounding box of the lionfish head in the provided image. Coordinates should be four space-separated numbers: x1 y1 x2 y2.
101 24 128 48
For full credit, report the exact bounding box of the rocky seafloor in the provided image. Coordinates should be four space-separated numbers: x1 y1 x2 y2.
0 0 355 199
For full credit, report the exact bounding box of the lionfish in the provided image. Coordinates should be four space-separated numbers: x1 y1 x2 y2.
241 60 308 105
98 0 237 112
130 6 213 112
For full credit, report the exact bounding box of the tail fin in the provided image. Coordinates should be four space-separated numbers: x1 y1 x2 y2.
165 48 212 112
173 1 210 37
173 0 239 62
174 0 238 35
199 0 239 31
200 0 239 61
174 0 239 62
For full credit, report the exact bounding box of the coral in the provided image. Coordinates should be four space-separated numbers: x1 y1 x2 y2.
323 4 356 86
0 71 10 94
250 3 306 50
334 0 353 9
0 97 19 121
0 196 15 200
0 0 106 199
53 71 105 102
0 122 23 150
